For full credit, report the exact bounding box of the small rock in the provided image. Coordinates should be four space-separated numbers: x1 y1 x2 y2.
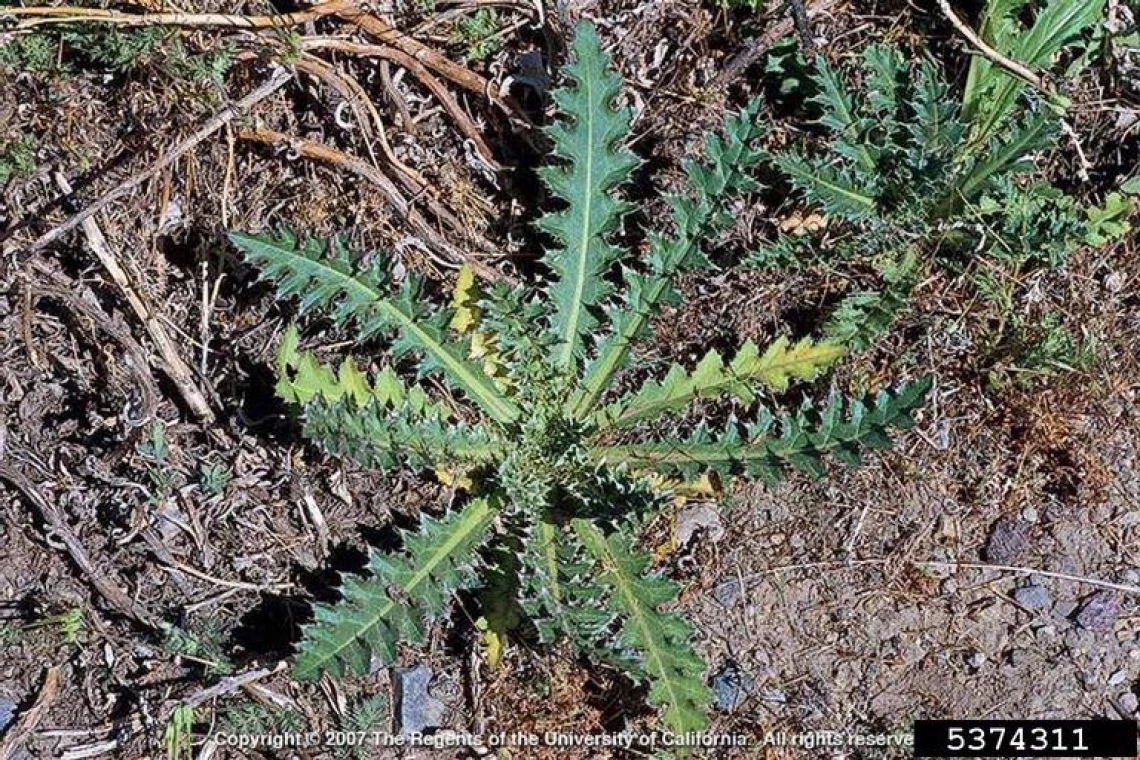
1123 569 1140 585
1021 506 1039 523
1076 591 1120 634
395 664 446 736
967 652 986 669
711 661 754 712
712 577 742 606
1013 585 1051 610
940 578 959 595
1119 692 1139 714
676 504 725 547
759 689 787 704
984 516 1031 563
1053 601 1079 619
1035 624 1057 642
0 695 15 732
1109 669 1128 687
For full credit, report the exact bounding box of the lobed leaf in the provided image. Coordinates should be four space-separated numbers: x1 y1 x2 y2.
539 22 639 371
230 231 520 425
294 496 498 680
574 521 712 733
595 336 845 430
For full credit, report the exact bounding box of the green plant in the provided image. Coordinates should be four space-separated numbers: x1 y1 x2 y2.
0 33 57 72
335 696 389 760
198 462 232 496
163 705 195 760
230 23 929 733
750 24 1125 348
961 0 1107 146
0 135 37 183
455 8 503 62
161 621 234 676
137 421 179 500
217 700 305 736
26 607 86 645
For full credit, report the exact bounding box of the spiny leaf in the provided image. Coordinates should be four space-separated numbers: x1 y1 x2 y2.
294 496 498 680
274 325 454 418
596 336 845 430
961 0 1105 146
572 101 767 418
230 231 520 425
592 377 933 482
304 396 500 473
539 21 639 371
574 521 712 733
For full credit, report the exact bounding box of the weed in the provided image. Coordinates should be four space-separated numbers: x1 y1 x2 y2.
0 33 57 72
161 621 234 676
198 462 232 496
455 9 503 62
163 704 195 760
335 696 389 759
749 8 1126 348
217 700 305 735
0 136 38 183
26 607 86 645
137 421 179 500
231 22 929 732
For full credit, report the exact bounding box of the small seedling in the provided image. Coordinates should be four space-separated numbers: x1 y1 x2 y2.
163 704 195 760
455 8 503 62
0 135 37 182
198 462 232 496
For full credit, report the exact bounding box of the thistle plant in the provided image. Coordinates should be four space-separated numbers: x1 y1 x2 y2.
231 23 930 732
752 0 1126 348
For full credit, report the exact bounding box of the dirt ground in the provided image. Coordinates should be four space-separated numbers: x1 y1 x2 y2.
2 0 1140 758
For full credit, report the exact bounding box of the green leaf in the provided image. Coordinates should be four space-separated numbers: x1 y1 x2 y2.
304 396 500 473
592 377 933 482
574 521 711 733
595 336 845 430
538 22 639 371
294 496 498 680
230 231 521 425
961 0 1105 145
572 101 767 418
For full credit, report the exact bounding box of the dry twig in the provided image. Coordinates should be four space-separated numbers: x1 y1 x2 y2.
52 174 216 422
299 38 500 164
934 0 1046 91
1 0 354 30
237 127 513 283
24 67 292 253
712 0 845 89
0 463 161 629
0 665 62 760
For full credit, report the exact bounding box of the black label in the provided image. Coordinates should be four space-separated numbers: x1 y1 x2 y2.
914 720 1137 758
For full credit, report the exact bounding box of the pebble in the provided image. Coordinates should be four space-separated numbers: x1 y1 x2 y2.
711 661 754 712
1120 692 1139 714
1075 591 1120 634
940 578 959 595
1021 506 1039 523
1013 585 1051 610
983 517 1031 563
1109 669 1128 687
967 652 986 669
395 664 446 736
712 577 742 606
0 695 15 732
676 504 725 547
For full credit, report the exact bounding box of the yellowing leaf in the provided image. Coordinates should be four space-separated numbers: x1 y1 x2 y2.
449 264 482 334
